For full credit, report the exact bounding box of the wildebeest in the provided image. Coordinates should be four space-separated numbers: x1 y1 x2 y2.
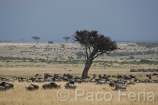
146 74 152 79
34 74 42 77
0 77 9 82
52 74 62 82
44 73 52 79
108 82 115 87
93 74 96 79
152 73 158 76
75 79 82 83
129 74 136 78
18 77 28 82
0 86 6 91
30 84 39 89
126 81 135 85
96 79 106 84
90 78 96 82
102 74 110 80
65 82 76 89
63 73 73 79
26 85 35 91
0 82 14 90
42 82 61 90
115 84 126 91
26 84 39 91
130 69 158 72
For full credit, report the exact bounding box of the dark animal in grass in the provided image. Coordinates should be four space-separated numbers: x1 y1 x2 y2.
26 84 36 91
25 84 39 91
96 80 106 84
115 84 126 91
65 82 76 89
0 86 6 91
42 82 61 90
108 82 115 87
0 82 14 90
30 84 39 89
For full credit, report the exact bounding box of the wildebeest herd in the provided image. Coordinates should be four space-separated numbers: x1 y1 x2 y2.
1 70 158 92
130 69 158 72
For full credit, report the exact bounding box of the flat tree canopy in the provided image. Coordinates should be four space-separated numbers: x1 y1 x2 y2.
32 36 40 44
63 36 71 42
73 30 118 79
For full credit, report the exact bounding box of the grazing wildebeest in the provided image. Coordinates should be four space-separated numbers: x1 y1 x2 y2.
75 79 82 83
146 74 152 79
82 79 89 82
26 84 35 91
114 80 126 85
44 73 52 79
90 78 96 82
34 74 42 77
30 84 39 89
126 81 135 85
112 75 116 78
0 82 14 90
152 73 158 76
65 82 76 89
26 84 39 91
93 74 96 79
115 84 126 91
134 79 141 83
42 82 61 90
108 82 115 87
62 76 68 81
117 74 123 80
102 74 110 80
52 74 62 82
63 73 73 79
18 77 27 82
0 77 9 82
0 86 6 91
98 75 102 79
96 79 106 84
123 75 132 80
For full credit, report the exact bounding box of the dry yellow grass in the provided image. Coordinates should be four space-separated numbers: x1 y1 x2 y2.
0 66 158 105
0 81 157 105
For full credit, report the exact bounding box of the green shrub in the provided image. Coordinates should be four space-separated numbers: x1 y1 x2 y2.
129 56 135 59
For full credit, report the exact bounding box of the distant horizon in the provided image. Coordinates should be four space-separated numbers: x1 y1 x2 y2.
0 39 157 43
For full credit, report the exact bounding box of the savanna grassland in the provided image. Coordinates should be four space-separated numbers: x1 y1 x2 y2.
0 42 158 105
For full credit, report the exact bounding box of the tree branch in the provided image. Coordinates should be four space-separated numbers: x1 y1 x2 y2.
85 47 89 60
93 51 111 59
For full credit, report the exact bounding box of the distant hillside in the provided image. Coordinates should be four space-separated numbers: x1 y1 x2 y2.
0 42 158 62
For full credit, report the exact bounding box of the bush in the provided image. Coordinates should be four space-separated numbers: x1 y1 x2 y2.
140 59 150 64
47 60 53 64
48 41 54 44
129 56 135 59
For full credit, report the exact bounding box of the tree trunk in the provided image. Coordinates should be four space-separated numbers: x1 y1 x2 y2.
82 59 93 79
36 39 38 45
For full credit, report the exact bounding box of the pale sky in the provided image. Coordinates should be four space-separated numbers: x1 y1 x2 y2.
0 0 158 42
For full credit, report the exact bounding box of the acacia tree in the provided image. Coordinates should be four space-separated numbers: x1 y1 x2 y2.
73 30 118 79
63 36 71 42
32 36 40 44
76 51 85 59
